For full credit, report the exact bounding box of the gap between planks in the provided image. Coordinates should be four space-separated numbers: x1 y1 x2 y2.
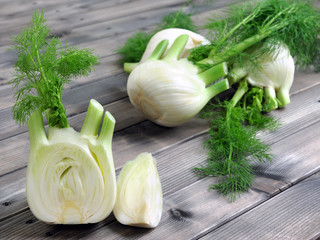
1 82 320 229
1 118 320 239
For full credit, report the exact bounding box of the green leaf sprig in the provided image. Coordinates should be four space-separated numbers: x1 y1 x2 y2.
10 11 99 128
194 87 279 201
190 0 320 71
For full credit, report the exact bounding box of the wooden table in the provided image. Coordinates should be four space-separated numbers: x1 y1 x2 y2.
1 0 320 239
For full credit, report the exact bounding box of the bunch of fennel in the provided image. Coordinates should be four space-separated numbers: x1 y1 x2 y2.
10 11 117 224
120 0 320 199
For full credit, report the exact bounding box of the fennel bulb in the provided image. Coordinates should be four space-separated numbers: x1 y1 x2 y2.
27 100 117 224
113 152 162 228
127 34 229 127
229 43 295 111
247 44 295 109
124 28 210 73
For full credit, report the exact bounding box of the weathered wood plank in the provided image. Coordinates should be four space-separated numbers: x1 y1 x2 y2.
2 117 320 239
0 0 186 36
201 172 320 240
1 68 319 143
1 1 320 239
78 119 320 240
1 72 319 221
2 71 319 176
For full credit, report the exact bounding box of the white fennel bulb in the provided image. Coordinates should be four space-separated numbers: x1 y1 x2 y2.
127 34 229 127
229 43 295 111
124 28 210 73
113 152 162 228
26 99 117 224
247 44 295 109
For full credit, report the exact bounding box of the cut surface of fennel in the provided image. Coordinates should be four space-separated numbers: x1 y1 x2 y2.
26 100 117 224
113 152 162 228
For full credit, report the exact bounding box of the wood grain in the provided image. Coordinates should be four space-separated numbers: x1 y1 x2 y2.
1 73 319 221
201 172 320 240
1 0 320 239
1 118 320 239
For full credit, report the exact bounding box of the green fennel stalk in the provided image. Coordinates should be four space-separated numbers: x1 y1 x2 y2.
192 0 320 70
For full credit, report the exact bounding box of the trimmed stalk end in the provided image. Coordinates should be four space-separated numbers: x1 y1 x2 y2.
163 34 189 61
276 88 291 108
263 86 280 112
124 63 139 73
205 78 230 100
27 109 48 149
98 111 116 147
81 99 104 136
228 67 248 85
198 62 228 86
147 39 169 61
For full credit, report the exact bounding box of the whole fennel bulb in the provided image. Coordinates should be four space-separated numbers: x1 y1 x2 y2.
124 28 210 73
127 34 229 127
27 100 117 224
113 152 162 228
229 43 295 111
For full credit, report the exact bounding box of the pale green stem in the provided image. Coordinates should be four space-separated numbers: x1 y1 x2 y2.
276 88 290 108
209 6 261 57
198 62 228 86
81 99 104 136
124 63 139 73
229 79 249 107
263 86 279 112
27 109 48 149
98 111 116 147
198 33 266 66
227 66 248 85
148 39 169 61
123 39 169 73
205 78 230 100
211 34 266 65
163 34 189 61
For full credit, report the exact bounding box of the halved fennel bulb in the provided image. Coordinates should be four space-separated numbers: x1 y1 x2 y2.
127 35 229 127
26 99 117 224
113 152 162 228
